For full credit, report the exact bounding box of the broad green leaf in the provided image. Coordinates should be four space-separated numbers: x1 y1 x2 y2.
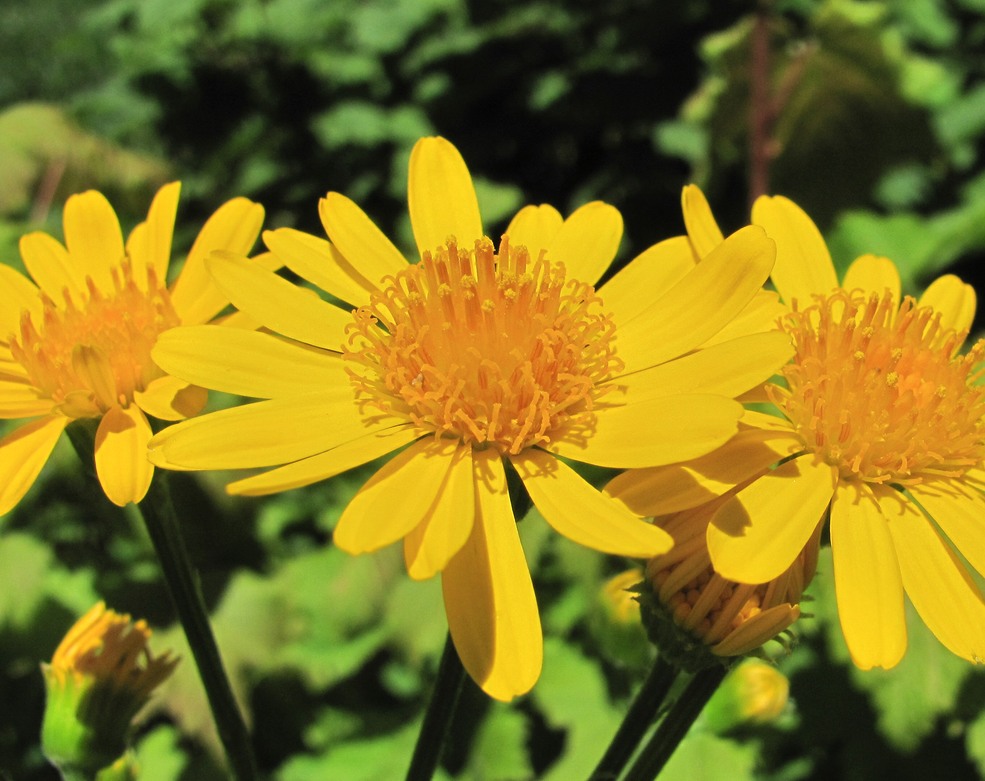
659 730 758 781
465 707 532 781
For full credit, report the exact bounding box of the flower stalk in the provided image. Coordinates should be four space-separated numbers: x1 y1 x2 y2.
135 474 259 781
405 633 469 781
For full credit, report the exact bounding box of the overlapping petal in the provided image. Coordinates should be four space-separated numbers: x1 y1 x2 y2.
442 450 541 701
681 184 724 258
263 227 373 307
552 393 742 469
226 425 421 496
404 443 475 580
829 483 906 669
612 226 776 374
335 438 464 555
147 390 402 470
599 236 694 325
153 325 347 399
94 404 154 507
605 425 802 517
511 448 672 557
18 232 85 303
170 196 265 324
877 484 985 663
205 254 350 350
0 263 41 334
708 456 838 583
908 482 985 578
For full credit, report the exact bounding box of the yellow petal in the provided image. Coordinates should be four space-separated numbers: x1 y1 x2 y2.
877 483 985 663
842 254 900 301
605 427 801 517
829 482 906 669
0 259 41 335
0 416 66 515
335 438 462 554
153 325 347 399
147 390 402 470
227 425 421 496
170 197 264 324
206 253 349 350
442 449 542 701
95 405 153 506
700 290 786 347
408 137 483 257
263 227 373 307
552 393 742 469
134 375 207 421
708 456 837 583
599 236 695 325
19 232 85 303
546 201 622 286
511 448 672 557
918 274 976 335
126 181 180 290
319 192 407 281
681 184 724 258
0 380 53 419
612 332 793 401
613 226 776 374
504 204 563 255
711 603 800 657
63 190 125 290
404 443 475 580
752 195 838 305
908 482 985 579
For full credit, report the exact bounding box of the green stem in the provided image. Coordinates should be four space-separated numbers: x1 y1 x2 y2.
622 666 728 781
405 633 468 781
588 656 680 781
135 475 259 781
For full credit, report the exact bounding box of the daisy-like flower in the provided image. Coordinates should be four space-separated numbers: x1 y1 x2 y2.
610 190 985 669
0 183 264 511
146 137 790 700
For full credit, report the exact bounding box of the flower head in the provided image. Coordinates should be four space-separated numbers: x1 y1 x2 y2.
636 490 817 671
147 138 787 699
0 183 264 509
610 189 985 669
42 603 177 775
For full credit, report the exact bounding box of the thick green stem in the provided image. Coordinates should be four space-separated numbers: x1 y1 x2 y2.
622 665 728 781
588 656 680 780
405 633 468 781
135 475 259 781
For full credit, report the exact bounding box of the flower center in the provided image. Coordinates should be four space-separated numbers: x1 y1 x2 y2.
343 236 621 455
10 262 180 417
772 289 985 486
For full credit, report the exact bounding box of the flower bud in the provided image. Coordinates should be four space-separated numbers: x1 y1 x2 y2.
41 602 178 777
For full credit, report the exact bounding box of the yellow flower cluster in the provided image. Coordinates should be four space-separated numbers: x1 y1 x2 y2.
2 138 984 701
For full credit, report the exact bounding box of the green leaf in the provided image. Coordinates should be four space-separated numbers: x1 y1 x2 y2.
533 638 621 780
658 730 758 781
967 707 985 778
465 707 532 781
132 726 189 781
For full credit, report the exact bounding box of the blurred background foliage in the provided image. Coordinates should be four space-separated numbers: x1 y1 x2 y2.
2 0 985 778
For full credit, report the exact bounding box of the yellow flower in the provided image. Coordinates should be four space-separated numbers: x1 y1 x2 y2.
636 489 817 668
0 183 264 510
147 137 788 700
611 189 985 669
42 602 177 775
